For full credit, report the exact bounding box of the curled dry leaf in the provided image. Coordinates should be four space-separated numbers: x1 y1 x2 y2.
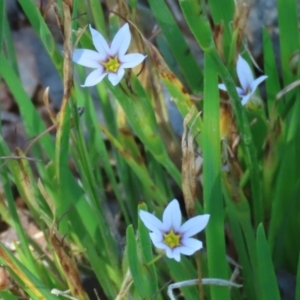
144 40 193 107
181 106 197 217
233 0 251 53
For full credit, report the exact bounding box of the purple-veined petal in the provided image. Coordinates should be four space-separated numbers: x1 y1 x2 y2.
110 23 131 57
108 68 125 86
162 199 182 231
120 53 147 69
139 210 165 234
89 25 110 58
72 49 102 68
181 238 203 253
237 55 254 92
179 214 210 238
236 87 245 97
218 83 227 91
250 75 268 94
81 68 106 87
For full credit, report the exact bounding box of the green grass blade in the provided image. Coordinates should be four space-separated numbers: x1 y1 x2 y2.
0 55 55 158
277 0 298 86
18 0 63 71
126 225 150 298
108 77 181 186
202 54 230 300
256 225 281 300
262 28 282 115
0 243 57 299
207 0 234 57
147 0 203 91
138 203 160 298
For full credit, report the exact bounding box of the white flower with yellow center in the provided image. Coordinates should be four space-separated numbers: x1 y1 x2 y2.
72 23 146 87
218 55 268 106
139 199 210 262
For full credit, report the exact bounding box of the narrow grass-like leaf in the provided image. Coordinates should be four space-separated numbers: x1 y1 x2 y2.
0 244 57 299
0 162 40 278
0 0 4 50
126 225 149 298
3 13 19 75
224 184 260 299
108 77 181 186
207 0 234 57
0 291 18 300
101 126 167 207
138 203 161 299
202 54 230 300
0 55 54 158
18 0 63 71
146 40 203 146
147 0 203 91
88 0 106 34
277 0 298 86
256 224 281 300
165 258 198 299
262 28 282 115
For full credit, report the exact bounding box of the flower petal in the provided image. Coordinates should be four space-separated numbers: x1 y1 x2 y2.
110 23 131 57
250 75 268 94
237 55 254 92
218 83 227 91
139 210 165 234
72 49 102 68
81 68 106 87
236 87 245 97
241 93 253 106
162 199 182 231
179 214 210 238
89 25 110 59
149 232 164 248
149 232 170 250
165 247 174 260
108 68 125 86
120 53 147 69
171 247 181 262
180 238 203 255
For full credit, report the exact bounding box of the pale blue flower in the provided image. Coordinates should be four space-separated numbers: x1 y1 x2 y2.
218 55 267 106
73 23 146 87
139 199 210 262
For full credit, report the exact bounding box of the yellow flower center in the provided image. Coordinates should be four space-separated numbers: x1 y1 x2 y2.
101 56 120 73
163 230 181 249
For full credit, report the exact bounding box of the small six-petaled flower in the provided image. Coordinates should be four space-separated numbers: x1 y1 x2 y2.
139 199 210 262
218 55 268 106
72 23 146 87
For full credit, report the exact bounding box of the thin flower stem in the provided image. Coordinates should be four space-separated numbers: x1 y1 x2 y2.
146 253 165 266
195 250 205 300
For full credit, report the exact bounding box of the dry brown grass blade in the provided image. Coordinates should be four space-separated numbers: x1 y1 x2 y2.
213 23 224 60
275 79 300 102
181 106 198 217
50 226 88 300
233 0 251 54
